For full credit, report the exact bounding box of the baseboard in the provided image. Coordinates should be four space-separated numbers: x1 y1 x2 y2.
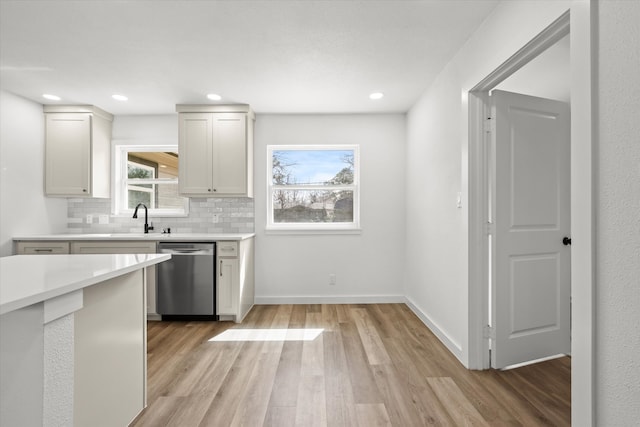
254 295 406 305
404 296 465 365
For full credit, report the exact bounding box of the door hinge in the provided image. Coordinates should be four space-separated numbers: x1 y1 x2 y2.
484 117 494 133
485 221 495 235
483 325 495 339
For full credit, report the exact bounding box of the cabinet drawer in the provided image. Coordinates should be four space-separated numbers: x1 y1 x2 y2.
16 241 70 255
217 241 238 257
71 241 156 254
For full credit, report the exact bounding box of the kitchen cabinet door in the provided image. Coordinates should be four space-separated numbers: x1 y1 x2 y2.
212 113 247 195
177 105 254 198
217 258 238 315
178 113 214 195
44 106 112 198
45 113 91 196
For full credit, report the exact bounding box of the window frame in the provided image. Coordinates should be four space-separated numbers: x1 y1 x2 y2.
266 144 361 233
113 145 189 217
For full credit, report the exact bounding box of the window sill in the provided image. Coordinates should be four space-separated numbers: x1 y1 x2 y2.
264 227 362 236
111 211 190 219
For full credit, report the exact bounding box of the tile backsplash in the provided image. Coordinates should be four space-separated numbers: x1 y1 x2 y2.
67 198 254 234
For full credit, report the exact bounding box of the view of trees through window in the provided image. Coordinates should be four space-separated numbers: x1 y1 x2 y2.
271 148 356 223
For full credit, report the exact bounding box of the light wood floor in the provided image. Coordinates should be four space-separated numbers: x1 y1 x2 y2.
131 304 570 426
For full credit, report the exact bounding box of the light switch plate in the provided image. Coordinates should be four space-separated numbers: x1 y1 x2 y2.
98 215 109 224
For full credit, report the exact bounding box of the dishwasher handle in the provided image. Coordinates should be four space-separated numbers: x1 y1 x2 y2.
158 242 215 256
159 248 213 255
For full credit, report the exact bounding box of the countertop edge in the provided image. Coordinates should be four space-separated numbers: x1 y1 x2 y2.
0 254 171 316
12 233 256 242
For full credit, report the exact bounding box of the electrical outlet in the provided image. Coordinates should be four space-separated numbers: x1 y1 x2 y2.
86 214 93 224
329 273 336 285
212 214 219 223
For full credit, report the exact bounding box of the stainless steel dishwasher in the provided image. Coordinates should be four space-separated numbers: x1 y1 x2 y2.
157 242 216 319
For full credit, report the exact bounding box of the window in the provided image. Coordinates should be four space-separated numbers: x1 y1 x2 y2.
267 145 360 232
114 145 189 216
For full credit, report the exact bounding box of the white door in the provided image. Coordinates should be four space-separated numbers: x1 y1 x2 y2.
491 90 571 369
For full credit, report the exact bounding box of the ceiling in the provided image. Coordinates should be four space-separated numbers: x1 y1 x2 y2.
0 0 500 115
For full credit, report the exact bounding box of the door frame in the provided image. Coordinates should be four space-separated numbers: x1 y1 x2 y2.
467 5 596 426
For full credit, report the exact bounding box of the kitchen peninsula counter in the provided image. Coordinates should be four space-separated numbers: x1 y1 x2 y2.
0 253 169 314
0 253 170 427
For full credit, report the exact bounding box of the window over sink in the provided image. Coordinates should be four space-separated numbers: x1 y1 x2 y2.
114 145 189 216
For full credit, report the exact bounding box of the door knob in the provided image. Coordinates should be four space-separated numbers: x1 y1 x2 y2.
563 237 572 246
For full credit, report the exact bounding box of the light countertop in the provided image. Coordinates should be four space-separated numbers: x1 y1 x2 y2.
13 233 255 242
0 253 170 315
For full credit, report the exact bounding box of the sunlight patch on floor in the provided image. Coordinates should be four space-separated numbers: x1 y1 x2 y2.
209 328 324 342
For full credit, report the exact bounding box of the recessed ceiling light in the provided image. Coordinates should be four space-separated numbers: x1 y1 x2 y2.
369 92 384 100
112 94 128 101
42 94 61 101
207 93 222 101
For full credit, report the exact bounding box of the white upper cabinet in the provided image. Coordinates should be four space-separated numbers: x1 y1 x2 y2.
177 105 254 198
44 105 113 198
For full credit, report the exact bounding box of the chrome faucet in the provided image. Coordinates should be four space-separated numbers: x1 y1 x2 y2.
132 203 154 233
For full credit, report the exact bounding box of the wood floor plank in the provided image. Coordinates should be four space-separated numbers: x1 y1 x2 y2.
288 304 308 328
266 340 303 408
382 336 458 425
427 377 490 427
131 396 185 427
263 406 296 427
323 330 359 427
335 304 352 323
355 403 392 427
229 306 293 427
196 341 264 427
294 309 327 426
351 307 392 365
230 343 284 427
133 304 571 427
294 374 327 427
340 319 385 404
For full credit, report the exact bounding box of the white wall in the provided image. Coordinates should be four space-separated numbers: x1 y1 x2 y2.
404 1 571 365
0 91 67 256
254 114 406 302
112 114 178 145
596 1 640 424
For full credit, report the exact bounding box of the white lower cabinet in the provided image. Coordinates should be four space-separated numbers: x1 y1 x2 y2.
14 237 255 323
216 239 254 323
